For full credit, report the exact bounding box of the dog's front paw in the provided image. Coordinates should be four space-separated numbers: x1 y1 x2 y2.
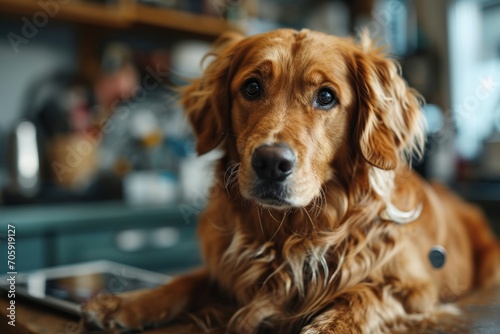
300 312 354 334
80 290 170 333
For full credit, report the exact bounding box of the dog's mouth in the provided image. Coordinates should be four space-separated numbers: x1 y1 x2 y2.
249 181 293 209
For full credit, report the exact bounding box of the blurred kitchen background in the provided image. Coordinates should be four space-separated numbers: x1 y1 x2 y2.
0 0 499 274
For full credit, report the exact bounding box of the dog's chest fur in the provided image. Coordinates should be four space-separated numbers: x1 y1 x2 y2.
210 208 401 332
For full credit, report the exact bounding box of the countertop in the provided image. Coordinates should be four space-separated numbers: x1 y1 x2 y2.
1 286 499 334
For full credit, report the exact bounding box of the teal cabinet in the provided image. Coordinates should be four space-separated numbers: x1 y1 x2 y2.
0 203 201 273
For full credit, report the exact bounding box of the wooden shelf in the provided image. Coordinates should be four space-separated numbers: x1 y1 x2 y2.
0 0 241 39
0 0 130 28
135 4 237 38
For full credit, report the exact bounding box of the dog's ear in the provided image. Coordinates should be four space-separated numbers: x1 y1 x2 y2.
351 34 426 170
181 32 245 155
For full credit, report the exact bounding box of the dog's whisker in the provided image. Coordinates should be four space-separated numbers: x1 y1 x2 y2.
223 165 234 189
257 207 264 237
225 173 236 186
225 163 239 182
225 174 237 190
311 198 321 219
316 188 327 218
303 207 317 232
271 212 287 241
224 162 240 196
268 211 281 223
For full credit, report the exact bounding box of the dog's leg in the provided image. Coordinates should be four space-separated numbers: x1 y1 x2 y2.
299 284 431 334
300 306 358 334
80 267 211 332
464 206 500 287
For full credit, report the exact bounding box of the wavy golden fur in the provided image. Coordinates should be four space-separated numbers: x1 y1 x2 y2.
81 29 500 334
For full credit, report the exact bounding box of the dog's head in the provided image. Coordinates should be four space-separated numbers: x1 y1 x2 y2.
182 29 425 210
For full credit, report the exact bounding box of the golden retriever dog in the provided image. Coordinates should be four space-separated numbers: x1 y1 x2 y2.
81 29 500 333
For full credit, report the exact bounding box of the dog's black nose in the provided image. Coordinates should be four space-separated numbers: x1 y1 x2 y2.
251 143 296 182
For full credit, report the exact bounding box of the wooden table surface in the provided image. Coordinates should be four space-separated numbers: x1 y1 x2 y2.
1 286 499 334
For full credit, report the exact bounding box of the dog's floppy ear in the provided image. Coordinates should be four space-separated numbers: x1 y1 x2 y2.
351 34 426 170
181 32 245 155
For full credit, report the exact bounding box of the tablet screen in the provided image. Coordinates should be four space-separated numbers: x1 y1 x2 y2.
1 261 169 315
18 272 164 304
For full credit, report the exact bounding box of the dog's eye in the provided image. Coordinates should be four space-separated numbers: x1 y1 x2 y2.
316 88 338 109
243 80 261 98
